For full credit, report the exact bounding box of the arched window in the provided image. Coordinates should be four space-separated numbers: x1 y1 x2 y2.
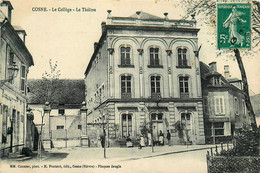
121 75 132 98
151 75 161 98
177 48 188 66
150 47 160 66
120 46 131 65
179 76 189 98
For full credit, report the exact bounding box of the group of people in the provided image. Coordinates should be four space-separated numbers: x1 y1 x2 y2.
158 130 171 146
126 130 171 148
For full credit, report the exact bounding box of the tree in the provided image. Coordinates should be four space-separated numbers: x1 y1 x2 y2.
28 59 61 104
179 0 259 127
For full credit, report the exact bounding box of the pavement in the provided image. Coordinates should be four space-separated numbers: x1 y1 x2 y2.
1 144 225 163
41 144 222 162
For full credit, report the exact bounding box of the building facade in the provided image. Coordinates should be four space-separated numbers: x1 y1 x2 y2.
84 11 205 146
0 1 34 156
200 62 250 144
29 103 83 148
27 79 86 148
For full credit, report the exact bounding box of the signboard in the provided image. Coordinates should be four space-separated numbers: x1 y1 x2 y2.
208 117 229 122
217 3 251 49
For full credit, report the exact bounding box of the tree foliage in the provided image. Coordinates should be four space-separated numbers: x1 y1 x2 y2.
219 124 260 156
28 59 85 105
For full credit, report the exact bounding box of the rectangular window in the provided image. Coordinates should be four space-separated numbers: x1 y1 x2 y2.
78 125 82 130
57 125 64 130
16 111 20 143
122 114 132 137
242 100 246 115
58 109 65 115
204 122 212 136
9 52 14 65
151 76 161 98
179 76 189 98
234 98 239 115
2 105 8 144
203 97 209 114
121 47 131 65
178 48 187 66
150 48 160 66
214 122 224 136
151 113 163 121
121 76 131 98
21 65 26 92
214 96 225 115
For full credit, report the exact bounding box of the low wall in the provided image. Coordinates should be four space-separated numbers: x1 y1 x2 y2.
52 139 81 148
207 156 260 173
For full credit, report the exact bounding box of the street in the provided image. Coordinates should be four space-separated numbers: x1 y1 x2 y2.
1 145 211 173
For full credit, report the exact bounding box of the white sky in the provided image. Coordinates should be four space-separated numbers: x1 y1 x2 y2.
9 0 260 94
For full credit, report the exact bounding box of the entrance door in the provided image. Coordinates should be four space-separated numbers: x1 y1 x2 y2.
151 113 163 142
181 113 192 142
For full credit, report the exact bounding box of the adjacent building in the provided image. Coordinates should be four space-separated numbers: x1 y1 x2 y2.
0 1 34 156
27 79 85 148
200 62 250 144
84 11 205 146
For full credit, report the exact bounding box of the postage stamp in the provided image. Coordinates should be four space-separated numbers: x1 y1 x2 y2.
217 3 251 49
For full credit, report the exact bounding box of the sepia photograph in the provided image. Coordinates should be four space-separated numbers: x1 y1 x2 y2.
0 0 260 172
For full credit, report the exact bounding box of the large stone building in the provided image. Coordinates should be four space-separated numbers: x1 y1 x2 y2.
84 11 205 146
200 62 250 144
0 1 34 156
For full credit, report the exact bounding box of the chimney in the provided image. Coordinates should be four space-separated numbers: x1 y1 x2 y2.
0 1 13 23
14 26 26 43
164 12 168 20
136 11 141 19
224 65 230 78
209 62 217 73
94 42 98 50
107 10 112 18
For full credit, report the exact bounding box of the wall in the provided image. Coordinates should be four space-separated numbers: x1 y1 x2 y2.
85 40 109 113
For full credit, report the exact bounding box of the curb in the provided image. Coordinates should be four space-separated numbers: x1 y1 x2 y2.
121 146 217 161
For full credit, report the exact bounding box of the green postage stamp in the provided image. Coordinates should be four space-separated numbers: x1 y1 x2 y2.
217 3 251 49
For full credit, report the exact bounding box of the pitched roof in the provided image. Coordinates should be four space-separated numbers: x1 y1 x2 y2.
27 79 85 104
129 11 163 20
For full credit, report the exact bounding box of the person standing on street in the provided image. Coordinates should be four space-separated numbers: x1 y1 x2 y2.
159 130 164 146
167 130 171 146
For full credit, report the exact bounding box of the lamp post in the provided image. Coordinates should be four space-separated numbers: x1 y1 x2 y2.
0 62 19 87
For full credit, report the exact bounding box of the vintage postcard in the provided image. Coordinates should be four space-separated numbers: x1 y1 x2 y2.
0 0 260 172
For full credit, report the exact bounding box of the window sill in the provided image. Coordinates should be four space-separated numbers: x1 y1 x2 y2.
176 65 191 69
118 65 135 68
147 65 163 68
215 114 225 116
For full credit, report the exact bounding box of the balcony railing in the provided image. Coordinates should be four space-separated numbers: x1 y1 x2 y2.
180 93 189 98
121 93 131 99
151 93 161 99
